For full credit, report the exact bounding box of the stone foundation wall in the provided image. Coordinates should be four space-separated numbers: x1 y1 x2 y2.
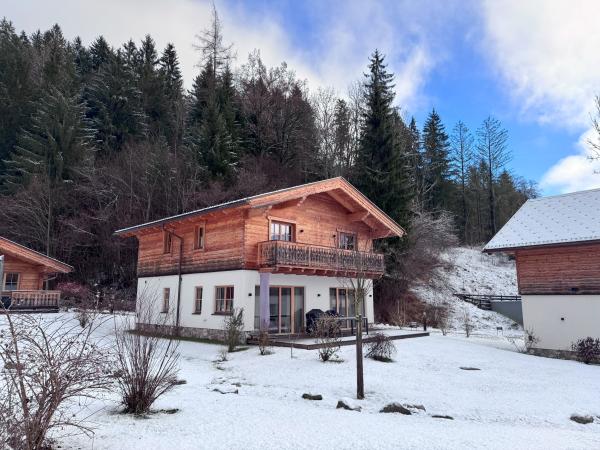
528 347 579 361
136 322 249 344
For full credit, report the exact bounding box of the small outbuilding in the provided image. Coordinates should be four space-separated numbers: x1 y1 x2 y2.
484 188 600 357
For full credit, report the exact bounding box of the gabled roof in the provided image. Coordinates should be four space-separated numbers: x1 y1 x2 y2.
484 188 600 252
115 177 405 239
0 237 73 273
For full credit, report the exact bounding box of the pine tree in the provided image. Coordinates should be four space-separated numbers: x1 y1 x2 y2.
422 109 451 211
2 87 94 254
89 36 112 71
159 43 184 151
354 50 412 225
407 117 424 206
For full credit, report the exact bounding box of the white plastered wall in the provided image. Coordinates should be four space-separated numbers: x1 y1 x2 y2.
522 295 600 351
137 270 374 332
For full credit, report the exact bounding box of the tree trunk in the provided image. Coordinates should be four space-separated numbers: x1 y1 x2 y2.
356 313 364 399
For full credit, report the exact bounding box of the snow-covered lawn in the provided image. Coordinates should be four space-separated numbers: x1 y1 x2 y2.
42 315 600 450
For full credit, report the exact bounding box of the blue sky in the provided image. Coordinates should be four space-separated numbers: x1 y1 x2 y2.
5 0 600 194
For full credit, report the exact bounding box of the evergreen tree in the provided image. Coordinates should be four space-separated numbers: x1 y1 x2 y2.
422 109 451 211
89 36 112 71
2 87 94 254
159 43 184 151
355 50 412 225
407 117 424 206
333 99 352 176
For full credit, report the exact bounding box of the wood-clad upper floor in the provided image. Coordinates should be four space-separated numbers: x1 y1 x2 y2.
115 177 405 278
0 236 73 292
515 242 600 295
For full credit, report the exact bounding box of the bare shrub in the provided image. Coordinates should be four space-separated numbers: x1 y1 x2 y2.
0 312 113 450
461 308 473 338
114 293 181 415
311 315 342 362
435 303 450 336
216 348 229 362
223 308 245 352
365 332 396 362
258 331 272 356
571 337 600 364
507 328 540 353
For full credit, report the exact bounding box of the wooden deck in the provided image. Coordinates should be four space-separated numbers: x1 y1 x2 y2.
247 330 430 350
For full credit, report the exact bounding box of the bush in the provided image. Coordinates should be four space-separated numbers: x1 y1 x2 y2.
571 337 600 364
114 293 181 415
55 281 92 308
0 313 113 449
311 315 342 362
365 332 396 362
224 308 245 352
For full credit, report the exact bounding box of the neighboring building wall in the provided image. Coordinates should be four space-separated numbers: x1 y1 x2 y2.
516 243 600 295
2 255 43 290
137 270 374 336
522 294 600 351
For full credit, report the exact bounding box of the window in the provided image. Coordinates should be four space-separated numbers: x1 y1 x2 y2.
339 232 356 250
194 286 203 314
162 288 170 313
163 232 172 254
329 287 365 319
215 286 234 314
3 273 19 291
270 221 294 241
194 224 205 250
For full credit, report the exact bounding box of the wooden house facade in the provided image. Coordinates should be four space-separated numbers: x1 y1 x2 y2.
115 177 404 339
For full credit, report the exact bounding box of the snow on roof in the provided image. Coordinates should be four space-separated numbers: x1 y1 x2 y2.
484 188 600 251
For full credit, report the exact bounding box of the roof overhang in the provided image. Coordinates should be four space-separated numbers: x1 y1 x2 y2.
114 177 405 240
0 237 73 273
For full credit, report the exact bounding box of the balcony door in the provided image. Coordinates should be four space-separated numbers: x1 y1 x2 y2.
255 286 304 334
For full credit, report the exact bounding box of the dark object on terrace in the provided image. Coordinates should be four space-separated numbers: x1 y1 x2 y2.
305 309 325 333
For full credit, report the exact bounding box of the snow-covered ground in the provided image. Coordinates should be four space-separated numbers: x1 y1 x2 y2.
10 313 592 449
413 247 521 332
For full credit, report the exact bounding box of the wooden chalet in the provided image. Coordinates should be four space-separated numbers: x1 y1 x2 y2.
116 177 404 339
0 236 73 312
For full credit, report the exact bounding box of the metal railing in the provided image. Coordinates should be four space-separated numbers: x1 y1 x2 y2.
258 240 385 274
1 290 61 310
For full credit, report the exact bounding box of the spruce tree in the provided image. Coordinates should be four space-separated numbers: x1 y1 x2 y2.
450 121 473 242
422 109 451 211
354 50 412 226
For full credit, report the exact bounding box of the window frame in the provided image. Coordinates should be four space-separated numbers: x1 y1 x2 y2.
193 286 203 314
338 231 357 251
163 231 172 254
214 285 234 315
162 287 170 313
269 220 295 242
193 223 206 251
3 273 20 291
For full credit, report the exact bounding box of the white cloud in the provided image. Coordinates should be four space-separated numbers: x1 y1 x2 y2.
2 0 444 110
479 0 600 192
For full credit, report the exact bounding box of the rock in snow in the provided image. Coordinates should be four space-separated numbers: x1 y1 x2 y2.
302 393 323 401
570 414 594 425
380 403 412 415
336 399 361 412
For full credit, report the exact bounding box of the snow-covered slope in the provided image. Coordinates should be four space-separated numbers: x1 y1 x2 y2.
413 247 520 333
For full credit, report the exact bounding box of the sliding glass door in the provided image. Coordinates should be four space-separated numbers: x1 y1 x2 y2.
254 286 304 333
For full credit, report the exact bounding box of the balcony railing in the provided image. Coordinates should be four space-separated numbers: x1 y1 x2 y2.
1 290 61 311
258 240 385 276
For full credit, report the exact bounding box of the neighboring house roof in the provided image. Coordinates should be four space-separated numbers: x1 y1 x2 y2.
484 187 600 252
0 237 73 273
115 177 405 239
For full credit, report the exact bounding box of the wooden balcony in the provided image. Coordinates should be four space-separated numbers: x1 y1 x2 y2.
258 240 385 278
1 290 61 312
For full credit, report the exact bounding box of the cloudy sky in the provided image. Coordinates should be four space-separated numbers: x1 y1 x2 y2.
4 0 600 194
